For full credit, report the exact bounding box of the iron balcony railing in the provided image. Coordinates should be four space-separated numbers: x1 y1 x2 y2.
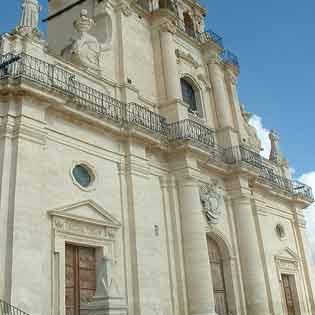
0 53 312 202
222 145 314 202
168 119 215 147
198 30 224 48
0 53 167 135
135 0 179 15
221 50 240 67
0 299 30 315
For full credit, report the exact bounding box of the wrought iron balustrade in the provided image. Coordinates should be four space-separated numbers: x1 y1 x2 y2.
126 102 168 135
0 53 169 132
135 0 178 15
168 119 215 147
221 50 240 67
198 30 224 48
293 181 314 202
0 299 30 315
224 145 263 168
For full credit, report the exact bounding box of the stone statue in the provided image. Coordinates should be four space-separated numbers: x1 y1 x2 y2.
200 182 222 225
269 129 291 177
15 0 41 38
61 9 110 72
269 130 287 165
240 104 262 153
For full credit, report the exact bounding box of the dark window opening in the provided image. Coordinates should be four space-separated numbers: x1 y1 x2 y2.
180 78 198 113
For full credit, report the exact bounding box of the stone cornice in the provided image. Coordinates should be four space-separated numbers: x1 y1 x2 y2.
175 48 201 69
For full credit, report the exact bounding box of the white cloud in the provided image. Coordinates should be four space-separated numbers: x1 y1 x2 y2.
249 115 271 158
299 172 315 264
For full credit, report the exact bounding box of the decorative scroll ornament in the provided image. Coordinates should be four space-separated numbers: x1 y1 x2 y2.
15 0 42 38
61 9 110 72
200 182 222 225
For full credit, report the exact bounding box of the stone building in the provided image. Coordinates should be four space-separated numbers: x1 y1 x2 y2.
0 0 314 315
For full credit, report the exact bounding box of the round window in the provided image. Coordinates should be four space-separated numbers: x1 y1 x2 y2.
72 164 92 188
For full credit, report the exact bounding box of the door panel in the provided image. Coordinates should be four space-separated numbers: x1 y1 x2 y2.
281 274 296 315
65 244 96 315
208 238 229 315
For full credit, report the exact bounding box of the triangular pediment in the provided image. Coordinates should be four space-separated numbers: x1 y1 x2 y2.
275 247 299 262
48 200 121 228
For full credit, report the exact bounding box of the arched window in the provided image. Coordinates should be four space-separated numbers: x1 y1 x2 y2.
183 12 195 37
180 78 198 114
207 237 229 315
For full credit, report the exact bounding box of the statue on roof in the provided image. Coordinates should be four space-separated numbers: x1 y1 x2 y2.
61 9 110 72
15 0 42 38
240 104 262 153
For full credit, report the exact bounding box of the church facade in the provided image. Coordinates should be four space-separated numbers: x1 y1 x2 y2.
0 1 314 315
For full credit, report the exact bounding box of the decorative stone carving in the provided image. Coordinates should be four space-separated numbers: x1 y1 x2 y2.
159 21 177 34
53 217 113 239
200 181 222 225
240 104 262 153
121 4 132 16
15 0 42 38
175 48 200 69
61 9 110 72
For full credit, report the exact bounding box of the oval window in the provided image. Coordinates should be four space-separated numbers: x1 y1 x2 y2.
72 164 92 188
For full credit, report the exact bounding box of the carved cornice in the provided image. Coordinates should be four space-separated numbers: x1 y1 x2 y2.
159 21 177 34
175 48 200 69
53 216 117 240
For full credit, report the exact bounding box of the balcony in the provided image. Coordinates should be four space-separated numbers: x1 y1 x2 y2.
135 0 179 15
213 145 314 203
221 50 240 68
198 30 224 49
168 119 215 147
0 53 312 203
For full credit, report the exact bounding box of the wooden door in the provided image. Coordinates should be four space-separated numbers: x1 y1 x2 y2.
281 274 296 315
65 244 96 315
208 238 229 315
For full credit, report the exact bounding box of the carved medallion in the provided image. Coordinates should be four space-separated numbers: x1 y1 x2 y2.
200 181 222 225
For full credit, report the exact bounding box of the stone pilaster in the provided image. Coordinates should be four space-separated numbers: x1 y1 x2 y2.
177 176 216 315
293 207 315 314
229 177 271 315
151 11 188 122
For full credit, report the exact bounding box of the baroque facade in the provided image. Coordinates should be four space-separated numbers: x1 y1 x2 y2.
0 0 314 315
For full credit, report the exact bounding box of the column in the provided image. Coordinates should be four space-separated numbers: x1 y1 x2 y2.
177 177 216 315
207 58 234 129
160 22 182 101
232 194 271 315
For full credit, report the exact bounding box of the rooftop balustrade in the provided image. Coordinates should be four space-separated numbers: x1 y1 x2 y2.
0 52 312 203
220 144 314 203
221 49 240 67
198 30 224 48
168 119 215 147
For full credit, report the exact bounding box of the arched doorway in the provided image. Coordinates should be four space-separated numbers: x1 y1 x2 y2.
207 237 229 315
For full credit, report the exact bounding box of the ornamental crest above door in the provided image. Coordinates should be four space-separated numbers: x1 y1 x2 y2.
200 181 222 225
